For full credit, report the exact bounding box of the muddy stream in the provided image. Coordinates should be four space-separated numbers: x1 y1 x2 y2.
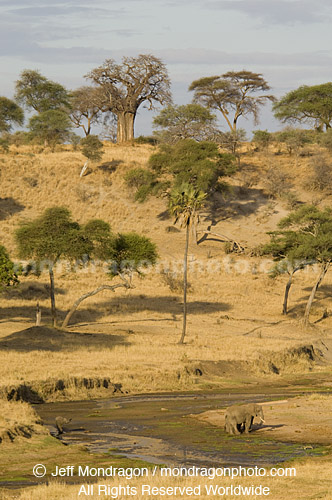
35 391 321 468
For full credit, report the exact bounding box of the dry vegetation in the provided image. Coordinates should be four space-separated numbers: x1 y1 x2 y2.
1 142 332 496
1 143 332 392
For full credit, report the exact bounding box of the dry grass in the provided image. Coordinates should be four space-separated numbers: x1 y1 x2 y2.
0 400 46 442
0 265 327 394
1 147 332 393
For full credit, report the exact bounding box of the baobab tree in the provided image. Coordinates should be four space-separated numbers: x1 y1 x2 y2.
85 54 172 143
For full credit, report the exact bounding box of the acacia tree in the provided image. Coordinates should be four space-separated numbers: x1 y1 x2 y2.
148 139 236 194
189 70 274 132
125 138 237 227
28 110 72 150
15 70 72 149
85 54 172 143
63 230 158 327
263 231 312 315
15 69 70 113
169 183 206 344
0 97 24 133
69 86 110 136
273 83 332 132
152 103 217 143
15 207 94 326
264 205 332 324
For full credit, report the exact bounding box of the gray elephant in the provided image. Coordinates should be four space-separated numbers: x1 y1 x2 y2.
55 416 72 435
224 403 264 435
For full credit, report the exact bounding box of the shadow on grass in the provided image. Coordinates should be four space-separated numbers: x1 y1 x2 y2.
0 197 25 220
96 294 231 316
2 281 66 300
0 295 231 330
0 304 105 325
289 284 332 316
0 325 128 352
98 160 123 173
202 187 270 226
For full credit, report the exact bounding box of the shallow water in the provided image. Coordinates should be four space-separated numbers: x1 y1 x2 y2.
35 391 321 468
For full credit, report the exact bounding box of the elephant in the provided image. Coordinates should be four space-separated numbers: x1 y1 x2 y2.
55 416 72 435
224 403 264 435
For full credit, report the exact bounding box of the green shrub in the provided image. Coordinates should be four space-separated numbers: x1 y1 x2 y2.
252 129 272 150
80 135 104 161
134 135 159 145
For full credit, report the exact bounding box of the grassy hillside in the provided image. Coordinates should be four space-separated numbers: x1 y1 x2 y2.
0 141 332 396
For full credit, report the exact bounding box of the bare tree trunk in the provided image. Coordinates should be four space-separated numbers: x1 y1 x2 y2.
192 223 198 246
49 267 56 327
62 282 130 328
116 112 135 143
303 262 330 326
179 223 190 344
282 273 293 315
283 268 300 315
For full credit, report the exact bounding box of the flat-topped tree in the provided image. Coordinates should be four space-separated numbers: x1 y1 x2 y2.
264 205 332 324
85 54 172 143
189 70 275 133
15 207 93 327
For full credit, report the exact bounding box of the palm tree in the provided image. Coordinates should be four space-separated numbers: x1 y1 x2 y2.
169 183 206 344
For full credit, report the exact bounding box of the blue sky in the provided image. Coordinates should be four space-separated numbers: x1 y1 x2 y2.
2 0 332 136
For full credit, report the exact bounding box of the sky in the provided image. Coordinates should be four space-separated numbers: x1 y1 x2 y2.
2 0 332 137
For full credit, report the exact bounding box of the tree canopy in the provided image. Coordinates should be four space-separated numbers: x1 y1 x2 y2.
69 86 109 136
28 109 72 149
148 139 236 193
16 207 94 264
263 205 332 323
152 103 217 143
273 83 332 132
15 69 70 113
85 54 172 143
80 134 104 162
189 70 274 132
265 205 332 265
0 97 24 133
109 232 158 278
15 207 94 325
